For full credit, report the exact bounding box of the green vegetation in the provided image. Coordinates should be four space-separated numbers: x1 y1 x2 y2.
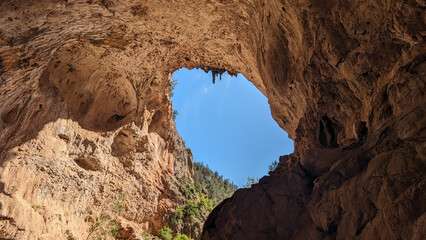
85 191 126 240
184 200 200 217
268 160 278 173
86 213 120 240
170 194 202 226
193 162 238 205
173 206 184 220
173 109 179 121
173 234 191 240
243 159 279 189
165 162 238 239
199 194 214 213
169 77 178 98
159 227 192 240
169 77 179 122
112 191 126 214
159 227 173 240
242 177 259 188
170 191 213 224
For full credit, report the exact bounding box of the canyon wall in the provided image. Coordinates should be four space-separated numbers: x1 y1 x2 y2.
0 0 424 239
202 1 426 239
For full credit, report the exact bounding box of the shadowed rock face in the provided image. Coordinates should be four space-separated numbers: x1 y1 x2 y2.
0 0 424 239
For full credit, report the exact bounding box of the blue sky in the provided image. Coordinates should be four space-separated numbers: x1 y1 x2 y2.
171 68 294 187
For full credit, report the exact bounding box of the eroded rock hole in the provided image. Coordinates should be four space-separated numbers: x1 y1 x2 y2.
74 156 102 171
319 115 339 148
170 68 294 187
164 68 294 238
38 42 137 132
107 114 126 124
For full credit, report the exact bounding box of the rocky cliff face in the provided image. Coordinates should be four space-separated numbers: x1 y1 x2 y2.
0 0 424 239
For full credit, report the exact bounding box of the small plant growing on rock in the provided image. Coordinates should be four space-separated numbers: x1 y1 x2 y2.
184 201 200 218
243 177 259 188
65 229 77 240
112 191 126 214
86 213 116 240
85 214 121 240
172 109 179 122
173 234 192 240
169 77 178 98
171 206 184 224
268 160 278 174
107 219 120 237
159 227 173 240
85 192 126 240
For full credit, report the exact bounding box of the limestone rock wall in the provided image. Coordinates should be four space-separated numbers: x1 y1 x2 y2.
0 0 424 239
0 0 248 238
203 1 426 239
0 117 194 239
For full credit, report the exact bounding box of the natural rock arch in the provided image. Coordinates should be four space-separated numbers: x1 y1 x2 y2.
0 0 424 239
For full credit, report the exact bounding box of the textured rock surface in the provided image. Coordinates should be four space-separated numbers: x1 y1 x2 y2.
202 1 426 239
0 118 193 239
0 0 425 239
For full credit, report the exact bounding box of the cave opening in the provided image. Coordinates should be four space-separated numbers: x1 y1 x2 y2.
170 68 294 187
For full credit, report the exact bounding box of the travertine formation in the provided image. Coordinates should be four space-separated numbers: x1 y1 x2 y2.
0 0 424 239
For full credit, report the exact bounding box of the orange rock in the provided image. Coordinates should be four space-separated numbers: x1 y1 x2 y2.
0 0 424 239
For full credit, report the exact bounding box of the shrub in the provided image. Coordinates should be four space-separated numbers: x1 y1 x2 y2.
173 234 192 240
112 191 126 214
268 160 278 173
174 206 184 219
108 219 120 237
184 201 199 217
172 110 179 121
159 227 173 240
86 214 121 240
171 206 184 225
199 194 213 212
169 77 178 97
242 177 259 188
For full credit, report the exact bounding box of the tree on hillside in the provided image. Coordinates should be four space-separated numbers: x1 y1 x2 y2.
242 177 259 188
268 160 278 173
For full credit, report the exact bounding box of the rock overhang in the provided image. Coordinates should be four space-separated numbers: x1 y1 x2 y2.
0 0 424 239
